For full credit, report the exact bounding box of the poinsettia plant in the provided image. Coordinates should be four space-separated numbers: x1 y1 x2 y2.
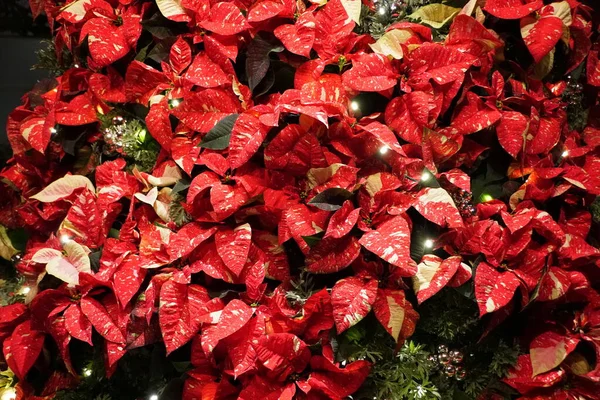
0 0 599 398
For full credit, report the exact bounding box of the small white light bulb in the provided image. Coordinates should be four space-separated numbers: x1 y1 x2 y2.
420 171 432 182
561 150 569 158
149 395 159 400
50 127 57 134
59 235 72 245
74 64 80 68
379 145 390 155
0 388 17 400
83 368 92 377
20 286 31 295
350 100 360 112
378 7 387 15
424 239 434 249
170 99 181 108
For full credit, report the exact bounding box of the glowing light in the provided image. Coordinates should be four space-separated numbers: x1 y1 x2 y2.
481 194 493 202
83 368 92 377
74 64 80 68
379 145 390 155
149 395 159 400
50 127 57 134
378 7 387 15
424 239 434 249
170 99 181 108
340 360 347 367
350 100 360 111
19 286 31 295
0 388 17 400
420 171 432 182
59 235 72 245
561 150 569 158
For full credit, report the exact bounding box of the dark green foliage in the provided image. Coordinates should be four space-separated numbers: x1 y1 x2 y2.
33 39 75 77
591 197 600 225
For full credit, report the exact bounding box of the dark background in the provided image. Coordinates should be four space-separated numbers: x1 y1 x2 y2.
0 0 50 165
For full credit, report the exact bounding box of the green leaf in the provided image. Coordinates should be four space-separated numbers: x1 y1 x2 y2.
147 37 177 64
302 232 325 248
199 114 239 150
246 35 284 91
308 188 353 211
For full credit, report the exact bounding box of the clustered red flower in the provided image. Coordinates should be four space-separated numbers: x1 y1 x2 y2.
0 0 599 398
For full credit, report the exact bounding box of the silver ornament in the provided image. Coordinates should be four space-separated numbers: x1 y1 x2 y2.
437 344 448 354
450 350 463 364
455 366 466 380
438 352 450 365
444 365 456 377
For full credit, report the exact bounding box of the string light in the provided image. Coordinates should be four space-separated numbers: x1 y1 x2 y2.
59 235 72 245
420 171 432 182
170 99 181 108
379 145 390 155
0 388 16 400
74 64 80 68
350 100 360 112
424 239 434 249
561 150 569 158
83 368 92 377
378 7 387 15
19 286 31 295
481 194 493 202
50 127 57 134
149 395 159 400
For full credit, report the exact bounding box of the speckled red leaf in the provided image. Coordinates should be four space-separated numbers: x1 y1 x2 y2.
159 280 212 354
81 18 130 67
343 53 398 92
253 231 289 282
229 113 270 169
503 354 565 393
588 50 600 87
413 255 461 304
483 0 543 20
313 0 355 59
530 330 579 376
331 277 378 333
200 2 251 35
201 299 253 354
447 261 472 288
451 93 502 135
55 94 98 126
113 257 147 308
373 289 417 343
525 116 562 155
125 61 169 104
306 235 361 274
307 356 371 398
20 117 50 154
80 297 126 344
0 303 27 327
64 304 92 345
90 68 127 103
385 91 433 144
359 215 417 276
283 203 325 254
324 201 360 239
215 224 252 276
238 376 292 400
407 43 477 86
558 233 600 261
274 12 316 58
359 121 405 155
247 0 285 22
60 190 103 249
256 333 310 375
497 111 528 158
474 262 521 316
521 15 564 63
170 37 192 75
224 313 265 378
172 89 240 133
168 223 217 261
3 320 45 380
414 187 464 228
185 53 230 88
171 136 200 175
146 98 173 151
